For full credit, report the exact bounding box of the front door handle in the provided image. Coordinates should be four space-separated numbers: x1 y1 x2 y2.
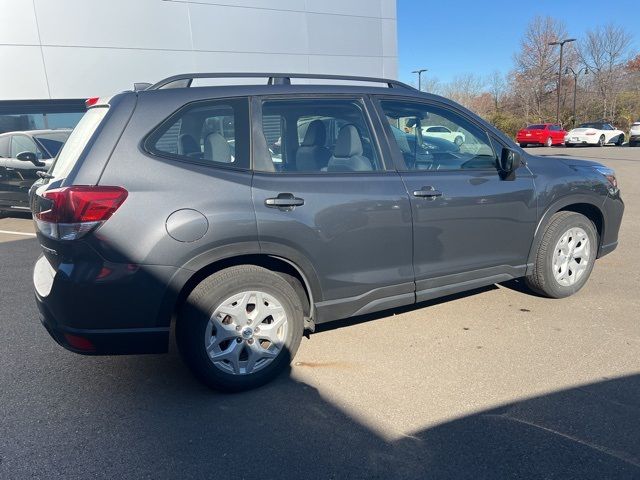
265 193 305 210
412 186 443 198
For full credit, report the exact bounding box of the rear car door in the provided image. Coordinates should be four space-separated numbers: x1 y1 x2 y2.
374 97 537 302
251 96 414 322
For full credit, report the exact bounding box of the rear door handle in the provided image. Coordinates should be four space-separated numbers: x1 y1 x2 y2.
265 193 305 209
412 186 443 198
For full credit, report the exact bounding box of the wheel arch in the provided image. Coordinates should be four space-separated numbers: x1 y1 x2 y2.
527 197 606 270
158 244 322 330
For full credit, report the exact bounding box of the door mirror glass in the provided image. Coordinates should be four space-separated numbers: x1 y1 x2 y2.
499 148 521 174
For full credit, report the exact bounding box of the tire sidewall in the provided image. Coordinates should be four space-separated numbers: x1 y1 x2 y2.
542 215 598 298
177 267 303 392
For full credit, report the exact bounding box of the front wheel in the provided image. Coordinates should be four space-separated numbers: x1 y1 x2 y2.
545 137 553 147
176 265 304 392
598 135 605 147
616 134 624 146
519 143 527 148
525 212 598 298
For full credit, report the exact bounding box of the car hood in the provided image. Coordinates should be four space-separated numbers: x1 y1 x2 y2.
552 157 606 169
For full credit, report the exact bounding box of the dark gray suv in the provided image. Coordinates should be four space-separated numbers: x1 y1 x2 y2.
32 73 624 391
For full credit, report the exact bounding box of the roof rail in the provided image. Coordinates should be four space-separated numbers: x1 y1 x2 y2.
147 72 414 91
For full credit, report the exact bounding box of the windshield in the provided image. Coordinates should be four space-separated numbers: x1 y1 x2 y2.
578 123 602 129
34 132 70 157
50 108 108 179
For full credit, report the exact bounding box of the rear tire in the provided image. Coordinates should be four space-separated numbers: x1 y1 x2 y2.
176 265 304 392
519 143 527 148
525 212 598 299
545 137 553 147
616 134 624 146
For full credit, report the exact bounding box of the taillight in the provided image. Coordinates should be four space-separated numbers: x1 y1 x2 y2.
35 186 128 240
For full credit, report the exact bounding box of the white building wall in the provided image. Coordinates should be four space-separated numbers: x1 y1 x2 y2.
0 0 397 99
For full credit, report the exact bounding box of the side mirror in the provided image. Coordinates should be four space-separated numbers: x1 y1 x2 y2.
499 148 522 174
16 151 37 163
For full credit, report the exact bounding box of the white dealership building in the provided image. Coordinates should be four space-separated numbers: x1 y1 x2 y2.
0 0 398 100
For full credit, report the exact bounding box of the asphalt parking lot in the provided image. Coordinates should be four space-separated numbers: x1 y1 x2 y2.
1 145 639 479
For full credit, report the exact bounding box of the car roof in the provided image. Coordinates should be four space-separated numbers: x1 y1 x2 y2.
0 128 72 137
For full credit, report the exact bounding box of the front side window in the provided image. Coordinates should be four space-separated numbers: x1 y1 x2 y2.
146 98 249 170
380 100 496 171
257 98 381 173
10 135 40 158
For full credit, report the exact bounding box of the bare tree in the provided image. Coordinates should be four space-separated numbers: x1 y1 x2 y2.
442 73 485 109
580 24 633 119
487 70 506 111
513 16 572 121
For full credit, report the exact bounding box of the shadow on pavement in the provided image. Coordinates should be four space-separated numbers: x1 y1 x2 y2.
1 239 639 479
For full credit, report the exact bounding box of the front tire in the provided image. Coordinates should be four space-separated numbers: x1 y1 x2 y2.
519 143 527 148
545 137 553 147
598 135 605 147
616 134 624 146
525 212 598 298
176 265 304 392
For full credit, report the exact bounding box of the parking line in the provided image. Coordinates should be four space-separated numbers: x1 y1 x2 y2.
0 230 37 237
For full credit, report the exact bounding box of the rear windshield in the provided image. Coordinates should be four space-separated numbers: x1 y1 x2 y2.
578 123 602 129
526 124 545 130
50 107 107 179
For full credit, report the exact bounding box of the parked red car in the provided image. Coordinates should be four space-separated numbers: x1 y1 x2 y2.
516 123 567 147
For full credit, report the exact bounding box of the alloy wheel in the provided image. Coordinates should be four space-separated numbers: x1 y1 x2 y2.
552 227 591 287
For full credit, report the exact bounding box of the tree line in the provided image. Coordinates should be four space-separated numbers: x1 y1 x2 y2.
415 16 640 137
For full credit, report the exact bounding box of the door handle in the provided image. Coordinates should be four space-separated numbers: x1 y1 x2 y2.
265 193 305 209
412 186 443 199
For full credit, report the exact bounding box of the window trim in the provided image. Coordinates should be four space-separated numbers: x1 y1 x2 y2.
141 96 252 172
371 95 499 173
251 93 393 175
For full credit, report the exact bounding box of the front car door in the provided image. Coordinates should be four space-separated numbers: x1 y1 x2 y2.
374 97 538 302
251 96 414 323
0 134 45 210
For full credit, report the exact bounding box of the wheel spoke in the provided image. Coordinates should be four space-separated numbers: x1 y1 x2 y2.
210 340 243 374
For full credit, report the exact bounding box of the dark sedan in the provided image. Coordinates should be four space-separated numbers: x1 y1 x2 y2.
0 129 70 213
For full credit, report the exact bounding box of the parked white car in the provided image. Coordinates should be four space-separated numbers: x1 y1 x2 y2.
629 121 640 147
564 122 625 147
421 125 465 145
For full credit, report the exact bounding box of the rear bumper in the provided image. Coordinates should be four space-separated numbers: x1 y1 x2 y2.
565 137 598 145
36 293 169 355
33 251 181 355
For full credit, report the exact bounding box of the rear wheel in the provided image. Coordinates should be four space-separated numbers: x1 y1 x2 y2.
525 212 597 298
545 137 553 147
519 143 527 148
565 142 574 148
616 134 624 146
176 265 304 392
598 135 605 147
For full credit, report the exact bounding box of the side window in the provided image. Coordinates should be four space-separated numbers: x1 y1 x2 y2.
257 98 381 173
11 135 41 159
379 100 497 171
0 136 10 157
145 98 250 170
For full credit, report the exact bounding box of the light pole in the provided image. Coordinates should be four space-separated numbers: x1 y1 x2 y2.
412 69 427 91
565 66 588 127
549 38 576 124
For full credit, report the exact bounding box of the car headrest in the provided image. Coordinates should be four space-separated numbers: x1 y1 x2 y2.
301 120 326 147
204 132 232 163
333 124 363 158
178 134 200 155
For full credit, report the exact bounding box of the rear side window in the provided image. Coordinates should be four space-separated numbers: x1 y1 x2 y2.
257 98 381 173
145 98 250 170
0 135 9 157
50 107 108 180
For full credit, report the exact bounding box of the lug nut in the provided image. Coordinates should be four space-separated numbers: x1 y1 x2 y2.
236 338 242 343
254 327 260 333
247 338 254 345
246 319 252 325
236 325 241 332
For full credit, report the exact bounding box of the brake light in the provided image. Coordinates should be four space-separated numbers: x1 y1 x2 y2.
85 97 100 107
35 186 127 240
